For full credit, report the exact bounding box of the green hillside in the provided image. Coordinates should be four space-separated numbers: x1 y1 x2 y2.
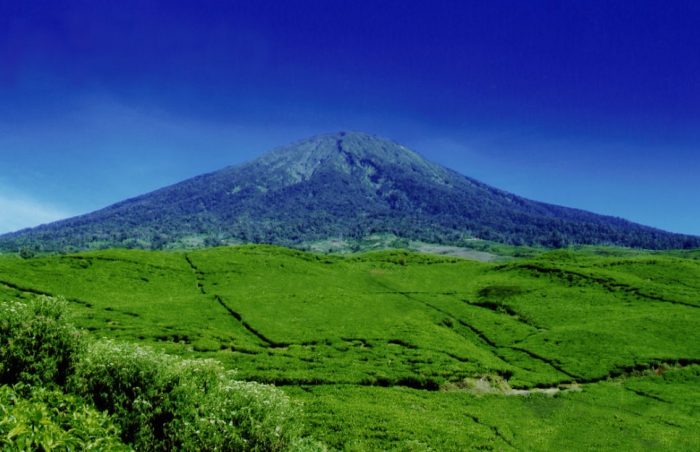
1 246 699 450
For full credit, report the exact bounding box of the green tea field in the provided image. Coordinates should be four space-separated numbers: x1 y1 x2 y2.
1 245 699 450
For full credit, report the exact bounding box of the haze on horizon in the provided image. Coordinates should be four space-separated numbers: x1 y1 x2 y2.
1 1 698 236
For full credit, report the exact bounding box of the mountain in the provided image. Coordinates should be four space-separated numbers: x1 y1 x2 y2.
1 131 698 251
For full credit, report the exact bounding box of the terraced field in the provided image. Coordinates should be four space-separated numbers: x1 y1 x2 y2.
1 245 698 450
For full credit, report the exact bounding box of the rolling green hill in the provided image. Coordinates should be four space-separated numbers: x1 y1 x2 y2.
1 246 699 450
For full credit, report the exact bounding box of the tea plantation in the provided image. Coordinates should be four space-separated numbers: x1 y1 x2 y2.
0 245 698 450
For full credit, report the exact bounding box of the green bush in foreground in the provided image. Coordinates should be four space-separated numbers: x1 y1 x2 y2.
70 339 315 451
0 384 128 451
0 297 83 388
0 297 322 451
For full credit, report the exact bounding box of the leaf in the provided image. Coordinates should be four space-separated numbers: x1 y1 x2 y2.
7 424 28 439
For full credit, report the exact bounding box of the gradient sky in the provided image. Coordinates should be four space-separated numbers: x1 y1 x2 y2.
1 0 698 235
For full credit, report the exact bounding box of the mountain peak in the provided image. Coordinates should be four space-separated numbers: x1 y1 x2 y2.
254 131 446 184
263 130 419 162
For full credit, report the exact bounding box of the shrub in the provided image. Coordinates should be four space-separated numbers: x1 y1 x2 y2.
18 248 36 259
192 337 221 352
0 298 322 450
69 340 177 448
0 297 83 388
0 384 128 451
168 370 305 451
71 340 312 451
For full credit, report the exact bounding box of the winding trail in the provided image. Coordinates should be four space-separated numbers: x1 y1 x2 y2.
465 414 515 449
369 276 578 382
0 278 94 307
511 263 700 309
366 275 700 388
183 254 283 348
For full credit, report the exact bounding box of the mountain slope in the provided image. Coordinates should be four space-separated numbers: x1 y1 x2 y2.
1 131 698 251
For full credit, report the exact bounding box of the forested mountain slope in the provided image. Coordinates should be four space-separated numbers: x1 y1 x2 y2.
2 132 697 251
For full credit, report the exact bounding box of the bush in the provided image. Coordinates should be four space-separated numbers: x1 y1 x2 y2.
69 340 177 448
71 340 312 451
18 248 36 259
0 297 323 450
0 384 128 451
169 366 306 451
192 337 221 352
0 297 83 388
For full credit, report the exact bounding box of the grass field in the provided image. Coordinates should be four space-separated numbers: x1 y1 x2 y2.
0 245 698 450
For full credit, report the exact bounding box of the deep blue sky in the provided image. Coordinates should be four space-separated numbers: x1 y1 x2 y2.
1 0 699 235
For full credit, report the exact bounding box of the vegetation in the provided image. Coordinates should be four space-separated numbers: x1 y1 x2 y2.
0 385 127 451
71 340 310 451
290 365 700 450
0 296 319 451
0 245 698 449
0 297 82 388
2 132 698 253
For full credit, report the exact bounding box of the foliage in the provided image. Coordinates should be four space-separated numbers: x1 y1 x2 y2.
0 384 128 451
0 245 699 449
70 339 311 451
292 366 700 451
0 297 83 388
0 295 321 451
18 247 37 259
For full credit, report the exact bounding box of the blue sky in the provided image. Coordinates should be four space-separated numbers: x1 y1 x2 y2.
1 0 698 235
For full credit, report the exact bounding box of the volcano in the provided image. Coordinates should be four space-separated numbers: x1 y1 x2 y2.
1 131 697 251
